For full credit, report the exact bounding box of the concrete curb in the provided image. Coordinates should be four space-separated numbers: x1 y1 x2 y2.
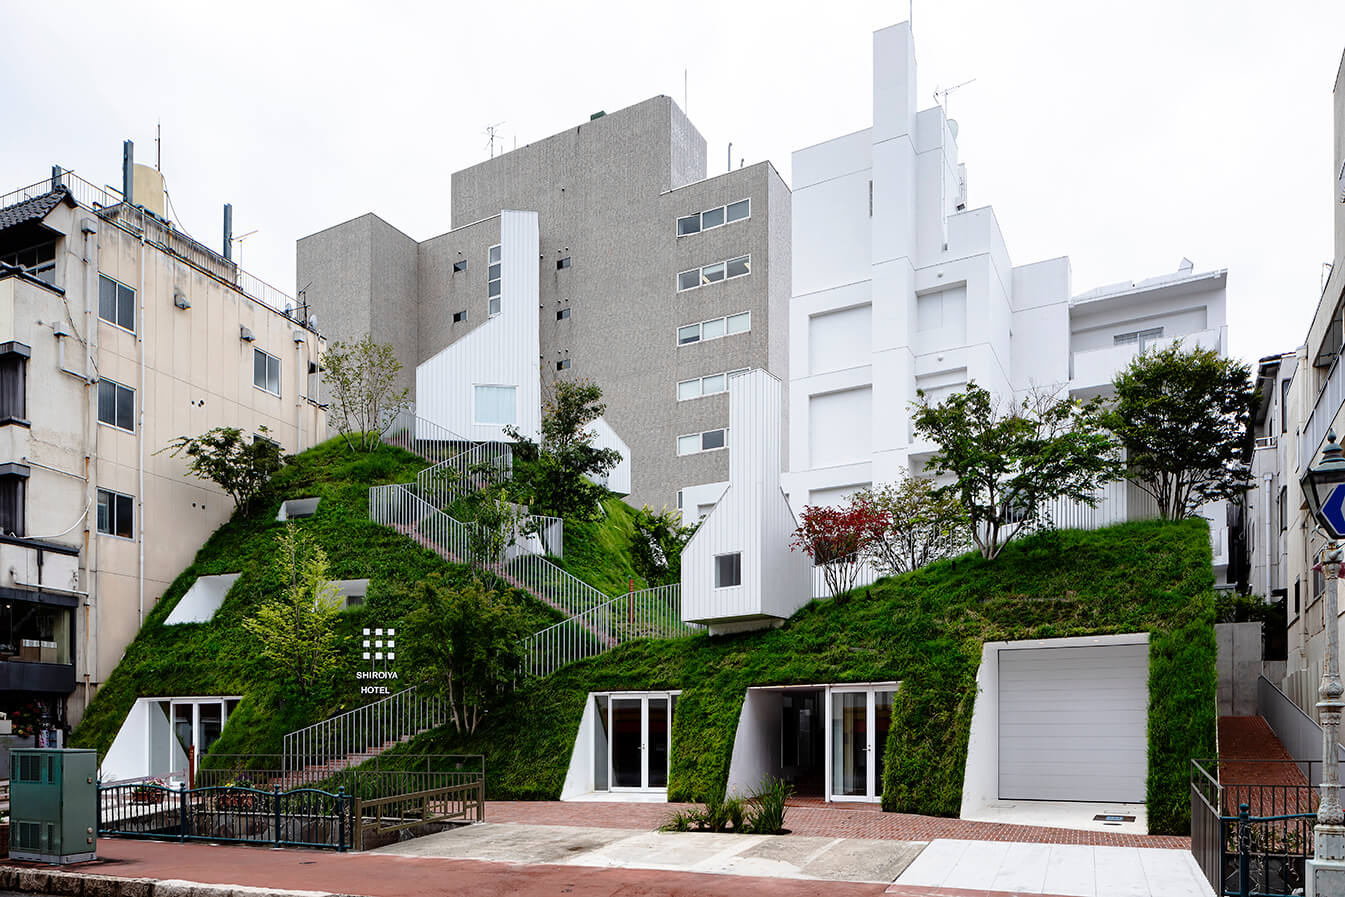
0 866 348 897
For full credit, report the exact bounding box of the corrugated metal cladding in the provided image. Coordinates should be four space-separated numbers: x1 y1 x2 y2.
682 370 811 627
997 642 1149 803
591 417 631 496
416 210 541 442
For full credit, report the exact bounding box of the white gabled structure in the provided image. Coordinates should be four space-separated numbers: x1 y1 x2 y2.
681 370 811 633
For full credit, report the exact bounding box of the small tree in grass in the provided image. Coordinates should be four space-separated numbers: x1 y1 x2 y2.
629 506 698 586
790 501 890 599
163 425 286 513
455 461 532 575
911 383 1120 560
243 524 343 701
505 379 622 521
1106 342 1257 520
400 578 532 734
857 474 969 576
324 336 411 452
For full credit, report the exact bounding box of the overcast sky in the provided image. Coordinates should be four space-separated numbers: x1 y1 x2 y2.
2 0 1343 364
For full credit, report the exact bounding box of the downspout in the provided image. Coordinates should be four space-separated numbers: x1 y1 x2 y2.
1264 473 1273 600
137 214 146 629
296 331 304 452
81 217 98 713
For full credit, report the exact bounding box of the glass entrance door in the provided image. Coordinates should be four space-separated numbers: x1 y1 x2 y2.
606 694 674 791
828 687 897 801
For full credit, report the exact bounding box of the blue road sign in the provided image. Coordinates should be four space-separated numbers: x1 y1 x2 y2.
1324 483 1345 539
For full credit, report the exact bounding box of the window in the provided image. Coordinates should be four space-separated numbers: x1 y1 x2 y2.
97 488 134 539
1280 485 1288 532
556 256 572 270
678 428 728 455
1114 327 1164 352
676 199 750 237
452 310 468 323
0 345 28 422
676 255 752 292
97 379 134 431
557 308 571 320
98 274 135 332
676 312 751 346
253 348 281 396
1 241 56 284
715 553 742 588
453 259 468 273
487 245 501 315
1282 378 1291 434
0 471 25 536
1 603 71 665
677 368 749 401
556 359 571 371
474 385 516 425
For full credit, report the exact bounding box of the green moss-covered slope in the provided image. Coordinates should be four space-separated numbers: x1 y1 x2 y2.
71 438 559 763
546 498 652 595
398 519 1216 835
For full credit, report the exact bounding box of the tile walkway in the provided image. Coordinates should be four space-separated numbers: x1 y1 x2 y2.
1216 715 1316 815
486 801 1191 849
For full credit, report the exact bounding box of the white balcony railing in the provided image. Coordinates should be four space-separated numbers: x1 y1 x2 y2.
1070 327 1224 390
1302 353 1345 473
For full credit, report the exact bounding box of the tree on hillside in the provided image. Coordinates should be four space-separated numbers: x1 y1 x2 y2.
243 524 343 700
629 506 698 586
399 578 532 734
454 460 532 576
790 501 890 599
324 336 411 452
911 383 1120 560
857 474 969 576
505 379 622 521
163 425 286 513
1106 343 1257 520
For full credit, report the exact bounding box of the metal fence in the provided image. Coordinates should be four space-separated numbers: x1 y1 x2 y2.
281 685 448 777
415 440 514 512
354 780 484 850
379 407 470 466
524 584 701 676
200 753 484 802
98 781 353 851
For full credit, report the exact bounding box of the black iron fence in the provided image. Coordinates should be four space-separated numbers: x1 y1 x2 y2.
199 753 484 802
1191 759 1318 897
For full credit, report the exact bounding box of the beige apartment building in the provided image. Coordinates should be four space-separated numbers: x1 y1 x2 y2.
0 154 325 734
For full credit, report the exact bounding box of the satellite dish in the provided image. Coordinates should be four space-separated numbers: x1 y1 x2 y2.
307 314 319 330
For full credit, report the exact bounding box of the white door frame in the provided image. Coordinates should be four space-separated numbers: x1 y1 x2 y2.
604 691 677 793
823 683 898 803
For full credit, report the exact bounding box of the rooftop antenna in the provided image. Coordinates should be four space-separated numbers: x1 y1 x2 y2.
484 122 505 159
231 229 258 266
155 120 161 171
933 78 977 118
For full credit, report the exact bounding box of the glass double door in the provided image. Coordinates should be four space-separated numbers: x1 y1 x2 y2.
828 687 894 801
609 694 672 791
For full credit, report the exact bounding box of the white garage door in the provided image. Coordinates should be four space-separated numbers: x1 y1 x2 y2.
998 643 1149 802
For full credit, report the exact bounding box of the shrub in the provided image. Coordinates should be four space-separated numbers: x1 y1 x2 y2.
745 776 794 834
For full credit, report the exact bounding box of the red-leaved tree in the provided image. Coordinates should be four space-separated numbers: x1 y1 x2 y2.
790 500 890 600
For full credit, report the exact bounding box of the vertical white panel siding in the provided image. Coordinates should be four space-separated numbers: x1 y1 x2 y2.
809 304 872 376
808 387 872 468
416 210 541 443
590 417 631 495
100 698 151 781
682 370 811 627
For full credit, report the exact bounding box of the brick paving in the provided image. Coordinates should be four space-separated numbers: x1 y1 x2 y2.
1217 715 1317 816
487 800 1191 849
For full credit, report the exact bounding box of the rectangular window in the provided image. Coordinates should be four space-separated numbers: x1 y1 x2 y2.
556 359 571 371
678 428 728 456
701 206 725 230
98 274 136 332
725 256 750 278
0 353 26 421
97 488 134 539
677 270 700 292
677 214 701 236
97 379 134 431
1 241 57 284
474 385 516 426
1114 327 1164 351
556 256 572 270
452 310 467 323
726 312 751 334
715 552 742 588
702 317 726 340
1282 378 1291 433
678 324 701 345
557 308 571 320
726 199 750 222
677 379 700 401
0 474 25 536
453 259 468 273
701 429 726 451
676 254 753 291
488 244 502 315
701 262 726 285
676 199 749 237
677 368 748 401
1280 485 1288 532
677 313 750 347
253 348 281 396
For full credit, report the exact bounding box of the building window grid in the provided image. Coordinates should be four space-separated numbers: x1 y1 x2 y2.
677 199 750 237
678 368 749 401
1113 327 1164 352
97 378 135 432
2 241 57 285
488 245 502 316
677 312 751 346
677 427 729 456
677 255 751 292
253 348 281 396
96 488 134 539
98 274 136 333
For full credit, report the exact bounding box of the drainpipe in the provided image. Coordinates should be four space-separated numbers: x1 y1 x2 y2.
137 213 146 629
81 217 98 713
296 332 304 452
1264 474 1273 600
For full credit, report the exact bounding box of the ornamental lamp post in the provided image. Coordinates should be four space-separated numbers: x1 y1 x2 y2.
1301 431 1345 897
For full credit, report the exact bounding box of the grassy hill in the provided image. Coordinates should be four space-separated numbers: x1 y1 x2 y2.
392 519 1216 835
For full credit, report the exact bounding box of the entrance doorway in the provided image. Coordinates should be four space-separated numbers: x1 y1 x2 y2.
591 692 677 794
828 687 894 801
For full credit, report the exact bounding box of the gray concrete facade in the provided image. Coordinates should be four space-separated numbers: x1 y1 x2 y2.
298 96 790 512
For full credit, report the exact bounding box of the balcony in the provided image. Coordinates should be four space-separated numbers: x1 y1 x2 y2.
1302 352 1345 473
1070 327 1225 394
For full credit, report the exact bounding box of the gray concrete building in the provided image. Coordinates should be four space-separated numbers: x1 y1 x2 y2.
298 97 790 513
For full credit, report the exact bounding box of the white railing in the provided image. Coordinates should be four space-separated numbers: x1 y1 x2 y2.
415 441 514 512
524 584 701 677
1303 354 1345 473
282 685 447 778
810 557 883 600
381 407 470 466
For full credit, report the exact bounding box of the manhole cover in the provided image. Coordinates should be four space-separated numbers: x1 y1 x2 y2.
1093 814 1136 823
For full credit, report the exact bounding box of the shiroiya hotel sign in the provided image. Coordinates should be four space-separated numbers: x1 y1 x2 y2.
359 628 399 695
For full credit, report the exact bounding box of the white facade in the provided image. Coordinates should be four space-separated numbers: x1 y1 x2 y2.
101 694 243 783
783 23 1230 570
680 370 811 632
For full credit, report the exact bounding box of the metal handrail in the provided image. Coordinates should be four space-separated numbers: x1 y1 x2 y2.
524 583 701 677
281 685 448 779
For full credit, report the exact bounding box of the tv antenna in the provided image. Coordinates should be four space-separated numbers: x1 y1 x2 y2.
484 122 506 158
933 78 977 117
231 229 258 265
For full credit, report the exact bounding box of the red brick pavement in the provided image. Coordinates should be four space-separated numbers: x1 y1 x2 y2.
1217 716 1317 816
486 800 1190 849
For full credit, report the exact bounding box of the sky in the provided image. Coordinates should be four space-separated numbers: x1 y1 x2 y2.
2 0 1343 364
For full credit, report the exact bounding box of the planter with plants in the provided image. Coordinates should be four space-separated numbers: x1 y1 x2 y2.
660 778 795 835
129 778 167 804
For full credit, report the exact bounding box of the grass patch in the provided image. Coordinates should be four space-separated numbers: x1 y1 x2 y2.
395 519 1215 835
546 497 650 596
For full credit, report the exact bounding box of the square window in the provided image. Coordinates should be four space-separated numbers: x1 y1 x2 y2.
98 379 134 431
97 488 133 539
557 308 571 320
253 349 281 396
701 262 726 285
474 385 517 425
701 206 725 230
488 280 501 297
677 214 701 236
453 259 468 273
556 359 571 371
677 379 700 401
677 434 700 456
726 199 750 222
702 374 726 395
701 429 725 451
715 552 742 588
726 312 750 334
678 324 701 345
452 310 468 323
488 245 501 264
488 263 501 280
726 256 750 278
556 257 572 270
702 317 726 340
489 297 501 316
677 270 700 292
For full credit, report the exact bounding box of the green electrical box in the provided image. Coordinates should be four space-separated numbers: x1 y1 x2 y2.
10 748 98 864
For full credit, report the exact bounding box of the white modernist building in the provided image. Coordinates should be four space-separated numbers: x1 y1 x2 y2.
781 22 1230 571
